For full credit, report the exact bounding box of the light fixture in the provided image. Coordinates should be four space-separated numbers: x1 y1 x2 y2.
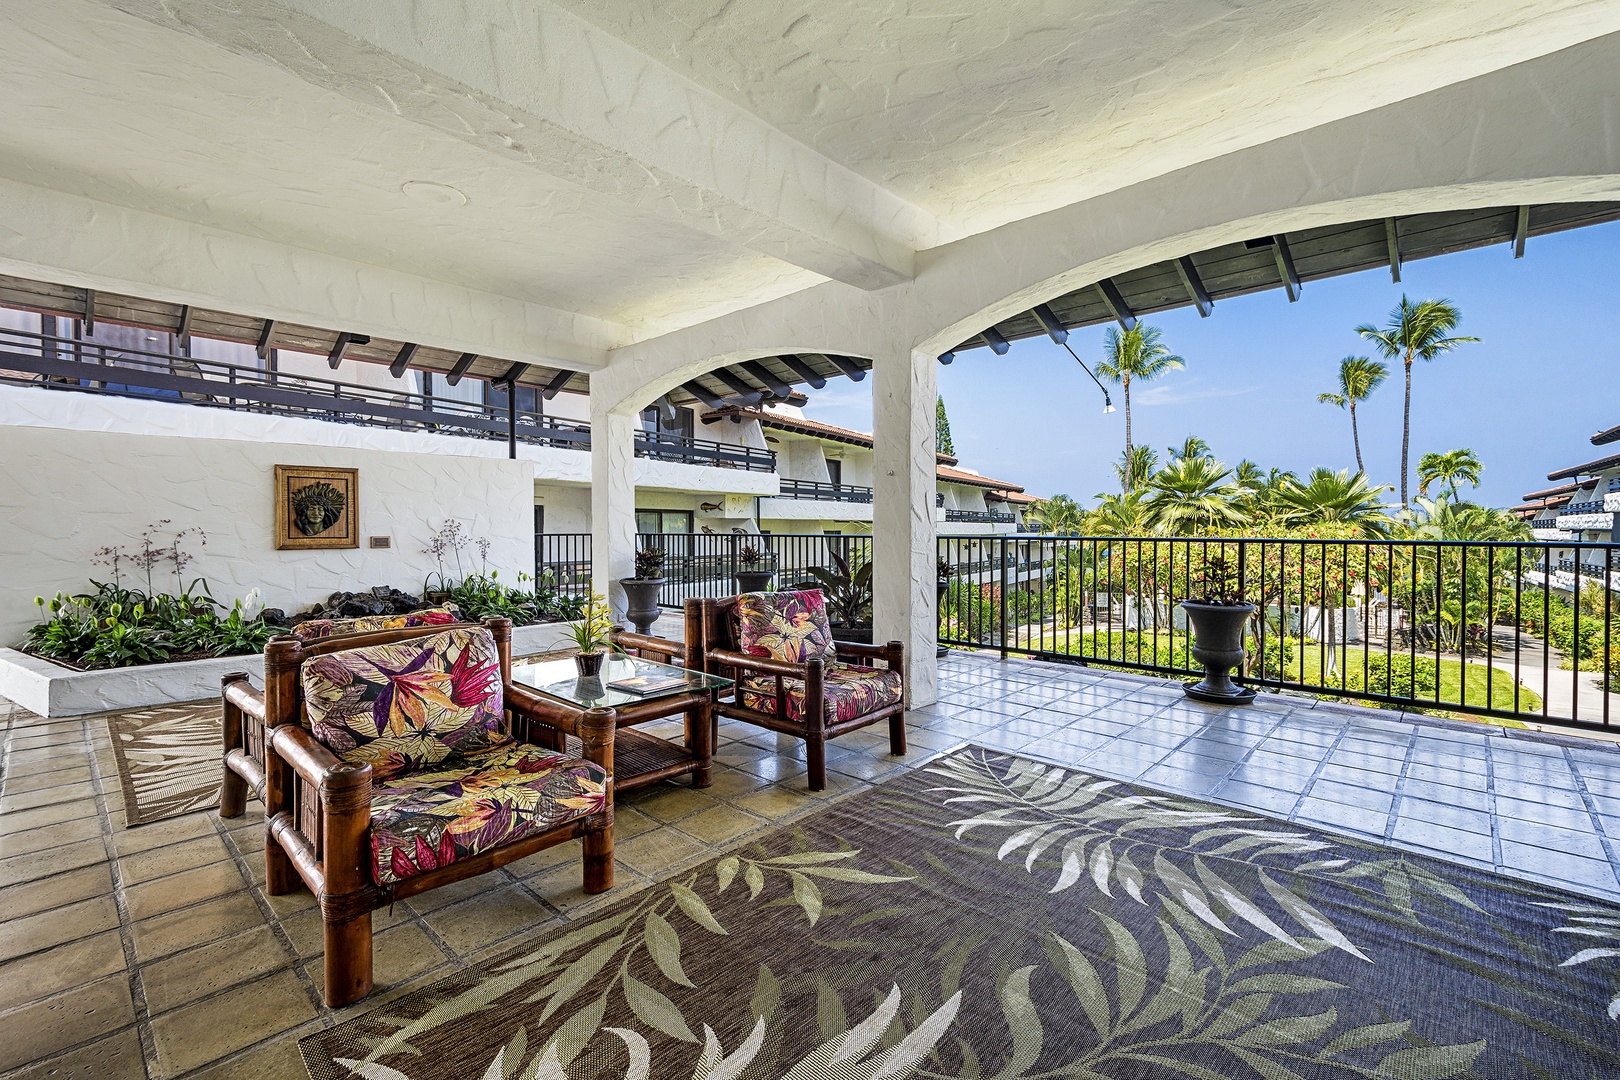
1103 398 1116 414
401 180 468 207
1058 337 1116 415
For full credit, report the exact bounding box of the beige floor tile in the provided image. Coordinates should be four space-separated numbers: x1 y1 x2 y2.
305 922 452 997
0 781 99 815
3 1027 146 1080
733 785 820 820
701 767 773 799
613 807 661 840
827 754 907 781
0 837 108 889
111 811 218 857
0 930 126 1013
0 799 94 836
142 925 293 1014
3 752 91 777
1 766 93 795
0 816 103 860
277 902 410 959
124 860 248 922
632 785 718 823
0 863 114 921
260 887 319 918
904 726 969 750
612 826 709 877
421 886 552 955
131 890 268 963
736 753 810 785
186 1025 315 1080
148 970 316 1077
400 871 514 916
525 862 646 915
0 974 137 1073
117 833 232 886
507 838 584 879
0 895 120 964
674 804 766 846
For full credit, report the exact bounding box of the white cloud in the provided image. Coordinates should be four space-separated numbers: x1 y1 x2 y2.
1134 382 1259 407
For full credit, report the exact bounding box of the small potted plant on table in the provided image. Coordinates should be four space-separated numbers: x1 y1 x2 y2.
1180 556 1256 704
733 541 775 593
620 546 667 635
567 591 614 677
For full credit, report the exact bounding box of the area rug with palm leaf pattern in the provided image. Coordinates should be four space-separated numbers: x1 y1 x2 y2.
300 746 1620 1079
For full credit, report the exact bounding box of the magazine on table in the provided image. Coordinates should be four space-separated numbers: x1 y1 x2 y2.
608 671 691 695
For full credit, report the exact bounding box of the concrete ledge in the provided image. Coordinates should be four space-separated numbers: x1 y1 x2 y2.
0 620 580 717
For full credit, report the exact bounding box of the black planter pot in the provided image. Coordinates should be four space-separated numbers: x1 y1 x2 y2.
936 577 951 658
831 623 873 645
574 651 605 678
1181 601 1257 704
618 578 665 635
733 569 775 593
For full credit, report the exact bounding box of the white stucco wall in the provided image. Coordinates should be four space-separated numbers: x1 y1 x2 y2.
533 483 591 533
0 423 533 643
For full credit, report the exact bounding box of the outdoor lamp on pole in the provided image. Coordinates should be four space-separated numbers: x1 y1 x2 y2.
1033 302 1116 414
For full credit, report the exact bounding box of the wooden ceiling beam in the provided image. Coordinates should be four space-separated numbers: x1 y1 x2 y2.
681 380 726 410
1385 218 1402 283
388 342 419 377
541 368 574 400
825 355 868 381
446 352 477 385
1174 256 1213 317
497 362 529 386
778 354 827 389
256 319 277 360
740 359 793 397
1272 235 1302 302
1095 279 1137 331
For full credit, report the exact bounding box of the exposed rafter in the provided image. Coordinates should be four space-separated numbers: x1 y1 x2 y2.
1272 235 1301 302
326 331 359 368
541 368 574 399
712 367 761 398
824 355 868 381
83 289 96 333
1514 205 1530 259
1095 279 1137 330
175 304 194 347
256 319 277 360
446 352 477 385
1385 218 1402 283
388 342 419 377
777 355 826 389
497 361 529 386
1175 256 1213 317
682 380 726 410
981 327 1011 355
1032 303 1068 344
740 359 793 398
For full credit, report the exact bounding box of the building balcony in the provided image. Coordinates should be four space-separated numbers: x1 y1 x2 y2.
1555 511 1618 532
775 478 874 502
944 509 1017 523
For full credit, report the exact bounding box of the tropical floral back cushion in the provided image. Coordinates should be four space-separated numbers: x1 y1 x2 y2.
291 606 461 642
736 589 836 664
302 626 506 781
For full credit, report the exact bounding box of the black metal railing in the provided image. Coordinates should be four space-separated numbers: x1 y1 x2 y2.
536 533 592 597
638 532 872 609
938 535 1620 732
0 327 775 471
774 478 874 503
1563 502 1611 515
944 509 1016 523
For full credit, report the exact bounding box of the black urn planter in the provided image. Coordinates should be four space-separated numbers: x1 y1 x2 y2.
1181 600 1257 704
619 577 665 635
936 576 951 658
733 569 775 593
831 623 873 645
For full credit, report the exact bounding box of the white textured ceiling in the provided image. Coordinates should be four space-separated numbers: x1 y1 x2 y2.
0 0 1616 353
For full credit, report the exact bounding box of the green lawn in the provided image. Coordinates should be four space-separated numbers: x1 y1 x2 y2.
1002 625 1542 723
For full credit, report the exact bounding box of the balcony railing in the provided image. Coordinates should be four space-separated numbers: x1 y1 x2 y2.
0 327 774 470
938 534 1620 733
774 478 874 502
1565 501 1608 514
944 509 1016 523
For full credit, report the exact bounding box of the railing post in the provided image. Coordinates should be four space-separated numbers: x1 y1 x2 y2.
999 535 1010 660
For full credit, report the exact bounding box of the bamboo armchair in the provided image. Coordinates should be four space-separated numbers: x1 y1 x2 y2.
219 616 614 1006
691 594 905 790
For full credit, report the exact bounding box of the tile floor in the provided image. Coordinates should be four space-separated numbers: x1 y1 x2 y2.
3 651 1620 1077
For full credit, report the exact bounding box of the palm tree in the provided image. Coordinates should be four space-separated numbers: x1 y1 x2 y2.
1096 324 1185 482
1355 298 1479 508
1168 434 1211 461
1026 493 1085 535
1417 448 1483 502
1274 468 1396 537
1142 457 1247 535
1113 445 1159 495
1087 490 1154 536
1316 356 1388 475
1404 497 1527 542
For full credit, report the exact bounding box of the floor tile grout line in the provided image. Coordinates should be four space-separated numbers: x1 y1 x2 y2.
1483 735 1504 870
1562 746 1620 888
1283 722 1353 823
1381 730 1420 843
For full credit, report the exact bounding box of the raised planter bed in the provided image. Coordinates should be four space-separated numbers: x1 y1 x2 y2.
0 620 580 717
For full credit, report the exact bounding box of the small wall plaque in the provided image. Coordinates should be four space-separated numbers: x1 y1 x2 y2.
368 536 392 549
274 465 359 550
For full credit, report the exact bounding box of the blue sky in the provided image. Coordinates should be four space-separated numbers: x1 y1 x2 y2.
802 219 1620 510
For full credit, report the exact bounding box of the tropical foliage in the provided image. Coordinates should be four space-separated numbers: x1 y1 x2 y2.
1317 356 1388 475
1418 448 1484 501
1096 323 1185 484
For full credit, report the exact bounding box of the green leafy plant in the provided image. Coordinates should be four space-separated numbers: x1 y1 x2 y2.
80 602 172 669
566 592 614 655
802 548 872 627
633 546 667 580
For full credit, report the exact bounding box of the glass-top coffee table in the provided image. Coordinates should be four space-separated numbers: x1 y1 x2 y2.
510 655 732 792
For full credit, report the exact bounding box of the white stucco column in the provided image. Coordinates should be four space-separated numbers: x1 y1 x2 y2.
589 385 637 621
871 346 938 708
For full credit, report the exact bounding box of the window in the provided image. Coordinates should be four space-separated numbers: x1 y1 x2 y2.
640 404 693 440
636 510 693 535
485 381 539 415
826 459 842 487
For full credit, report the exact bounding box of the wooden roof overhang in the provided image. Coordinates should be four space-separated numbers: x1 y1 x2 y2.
1592 423 1620 446
939 202 1620 361
0 273 590 397
1548 456 1620 482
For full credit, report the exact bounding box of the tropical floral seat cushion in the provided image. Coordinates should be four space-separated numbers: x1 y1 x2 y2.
368 743 607 886
736 589 837 664
301 626 506 781
738 663 902 725
291 606 461 642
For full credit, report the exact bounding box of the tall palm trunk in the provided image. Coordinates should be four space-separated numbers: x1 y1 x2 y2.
1349 400 1364 475
1122 376 1133 492
1400 353 1413 508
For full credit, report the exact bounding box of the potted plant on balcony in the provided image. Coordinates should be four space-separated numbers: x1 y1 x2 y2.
1180 556 1256 704
804 548 873 644
566 591 614 677
733 542 775 593
619 547 666 635
936 556 953 657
